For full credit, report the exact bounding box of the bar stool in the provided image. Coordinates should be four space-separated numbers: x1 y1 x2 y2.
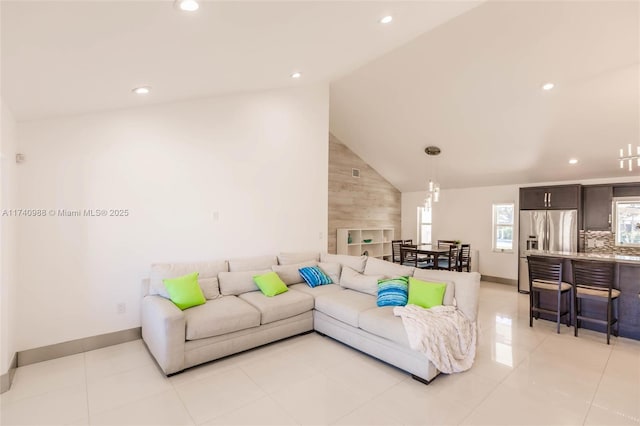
571 260 619 344
527 256 572 333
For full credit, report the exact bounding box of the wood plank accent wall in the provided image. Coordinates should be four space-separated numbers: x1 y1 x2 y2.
328 133 401 254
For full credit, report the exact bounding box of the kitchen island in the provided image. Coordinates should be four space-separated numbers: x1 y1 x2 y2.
524 250 640 340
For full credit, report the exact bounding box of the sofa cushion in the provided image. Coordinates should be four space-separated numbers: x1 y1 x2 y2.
228 255 277 272
377 277 409 307
340 266 385 296
320 254 367 273
183 296 260 340
150 260 228 299
163 272 206 310
314 289 377 327
218 270 270 296
289 283 344 298
277 252 320 265
412 269 455 306
299 266 333 287
271 261 318 285
239 288 314 324
358 306 410 347
318 262 341 284
364 257 414 278
408 277 446 309
254 271 289 297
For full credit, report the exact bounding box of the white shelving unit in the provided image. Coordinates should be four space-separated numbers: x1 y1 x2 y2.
337 228 394 260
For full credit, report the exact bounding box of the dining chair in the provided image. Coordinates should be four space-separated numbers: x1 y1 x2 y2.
401 245 433 269
436 245 459 271
391 240 404 263
527 256 572 334
458 244 471 272
571 259 618 344
437 239 458 248
400 244 418 266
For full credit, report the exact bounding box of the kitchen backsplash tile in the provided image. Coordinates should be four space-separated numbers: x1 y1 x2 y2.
580 230 640 255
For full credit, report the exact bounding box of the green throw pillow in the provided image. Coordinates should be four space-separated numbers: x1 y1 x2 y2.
408 277 447 309
163 272 206 310
254 271 288 297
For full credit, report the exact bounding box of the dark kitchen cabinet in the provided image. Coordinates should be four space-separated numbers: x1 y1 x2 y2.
520 185 581 210
613 183 640 197
583 185 613 231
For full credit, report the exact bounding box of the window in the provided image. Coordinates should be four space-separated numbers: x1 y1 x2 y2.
613 197 640 247
493 203 514 252
417 206 432 245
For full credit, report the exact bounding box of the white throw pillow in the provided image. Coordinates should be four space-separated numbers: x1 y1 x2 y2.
271 261 318 285
320 253 367 273
150 260 227 300
318 262 342 284
339 266 385 296
218 269 270 296
412 269 456 306
364 256 414 278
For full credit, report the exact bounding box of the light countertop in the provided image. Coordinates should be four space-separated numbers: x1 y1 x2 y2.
524 250 640 266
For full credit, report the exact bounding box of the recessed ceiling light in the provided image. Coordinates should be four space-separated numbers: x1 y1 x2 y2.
132 86 151 95
569 158 578 165
291 72 302 79
542 82 555 91
379 15 393 24
176 0 199 12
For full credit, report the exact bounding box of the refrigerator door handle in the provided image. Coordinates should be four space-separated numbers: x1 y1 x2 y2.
545 213 550 251
544 192 548 207
548 192 551 207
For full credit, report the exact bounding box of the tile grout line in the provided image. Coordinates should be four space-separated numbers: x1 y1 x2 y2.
87 364 174 421
581 344 614 425
328 373 410 425
236 364 302 426
457 328 551 425
169 372 198 426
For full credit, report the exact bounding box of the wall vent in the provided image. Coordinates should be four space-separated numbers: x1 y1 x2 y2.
352 168 360 178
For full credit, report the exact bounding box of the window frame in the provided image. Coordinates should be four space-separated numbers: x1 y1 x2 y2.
492 202 515 253
417 206 432 245
613 196 640 248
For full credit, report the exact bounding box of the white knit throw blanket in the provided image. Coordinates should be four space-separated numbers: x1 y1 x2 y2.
393 304 477 374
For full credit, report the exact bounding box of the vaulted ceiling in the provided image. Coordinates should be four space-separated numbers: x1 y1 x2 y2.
330 1 640 191
1 0 479 121
2 1 638 190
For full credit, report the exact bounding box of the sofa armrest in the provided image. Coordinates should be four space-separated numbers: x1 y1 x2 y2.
141 295 186 375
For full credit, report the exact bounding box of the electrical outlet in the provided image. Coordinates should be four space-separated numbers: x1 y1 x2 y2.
212 211 219 222
586 239 595 248
117 303 126 314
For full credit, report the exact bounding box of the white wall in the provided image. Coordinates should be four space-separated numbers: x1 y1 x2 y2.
1 99 18 373
15 85 329 351
402 185 518 279
402 175 640 280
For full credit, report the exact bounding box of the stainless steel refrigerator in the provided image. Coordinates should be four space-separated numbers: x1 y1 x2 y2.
518 210 578 293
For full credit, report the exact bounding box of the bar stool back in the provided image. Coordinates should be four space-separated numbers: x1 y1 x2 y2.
571 260 619 344
527 256 572 333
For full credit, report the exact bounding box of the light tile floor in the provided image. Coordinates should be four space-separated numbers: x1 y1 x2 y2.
2 282 639 425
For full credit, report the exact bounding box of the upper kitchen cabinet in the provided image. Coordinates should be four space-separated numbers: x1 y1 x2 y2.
520 185 581 210
583 185 613 231
613 183 640 197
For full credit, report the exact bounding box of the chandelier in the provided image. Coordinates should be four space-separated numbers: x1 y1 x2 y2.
424 146 441 209
619 144 640 171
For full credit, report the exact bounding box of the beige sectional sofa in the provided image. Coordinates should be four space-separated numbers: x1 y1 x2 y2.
141 252 480 384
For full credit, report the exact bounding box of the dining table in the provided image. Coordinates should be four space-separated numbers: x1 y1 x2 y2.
400 244 453 269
